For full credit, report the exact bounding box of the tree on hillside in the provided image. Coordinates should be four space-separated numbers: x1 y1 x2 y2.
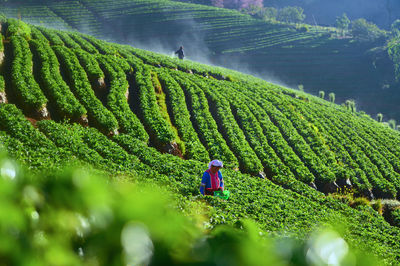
388 119 397 129
388 36 400 81
241 5 277 21
336 13 350 36
277 6 305 24
328 92 335 103
391 19 400 36
351 19 386 42
377 113 383 122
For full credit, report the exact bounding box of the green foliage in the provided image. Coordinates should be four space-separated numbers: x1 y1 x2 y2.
391 19 400 36
377 113 383 122
387 36 400 81
391 208 400 227
10 35 48 113
335 13 350 35
328 92 335 103
37 26 64 46
345 99 356 112
53 45 119 134
388 119 396 130
0 148 384 265
277 6 305 24
97 55 149 142
156 68 209 162
241 5 277 22
0 32 3 52
6 18 31 40
74 48 104 80
351 18 385 42
350 197 370 208
0 75 4 93
172 71 238 167
30 39 87 121
318 90 325 99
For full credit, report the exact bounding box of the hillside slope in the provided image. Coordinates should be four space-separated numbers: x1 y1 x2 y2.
0 0 399 122
1 19 400 263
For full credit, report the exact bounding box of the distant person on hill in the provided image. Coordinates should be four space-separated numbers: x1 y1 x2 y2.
200 160 224 196
175 46 184 60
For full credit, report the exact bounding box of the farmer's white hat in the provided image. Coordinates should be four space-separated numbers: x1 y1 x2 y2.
208 160 223 169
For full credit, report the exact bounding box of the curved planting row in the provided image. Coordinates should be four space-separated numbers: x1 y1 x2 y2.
10 35 49 116
171 71 238 167
97 54 149 141
155 68 209 162
187 75 263 176
30 38 87 121
52 45 118 134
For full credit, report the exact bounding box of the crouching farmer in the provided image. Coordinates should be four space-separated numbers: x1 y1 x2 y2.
200 160 224 196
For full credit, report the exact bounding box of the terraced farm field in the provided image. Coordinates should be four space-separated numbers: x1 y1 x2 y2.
2 18 400 264
1 0 399 122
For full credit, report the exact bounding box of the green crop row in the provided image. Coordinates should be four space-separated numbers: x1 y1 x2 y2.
37 26 64 46
97 54 149 142
10 35 48 114
0 104 73 168
283 97 372 193
235 84 336 185
0 104 52 149
83 34 117 55
0 32 3 53
74 48 104 80
0 76 5 93
57 31 81 49
37 120 108 167
30 39 87 121
172 71 238 167
30 27 49 42
251 85 339 186
53 45 119 134
130 58 177 150
155 68 209 162
233 79 398 197
6 18 32 40
283 94 397 198
348 117 400 174
307 102 400 198
188 75 263 175
205 78 317 186
217 83 295 180
69 33 98 54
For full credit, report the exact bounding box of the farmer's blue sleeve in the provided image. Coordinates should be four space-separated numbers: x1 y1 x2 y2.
200 172 208 195
218 171 224 188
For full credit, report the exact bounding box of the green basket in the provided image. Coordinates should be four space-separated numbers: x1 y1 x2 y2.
214 190 230 200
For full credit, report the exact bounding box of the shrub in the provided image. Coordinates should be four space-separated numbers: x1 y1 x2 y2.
297 24 309 32
377 113 383 122
318 91 325 99
350 197 370 208
328 92 335 103
351 18 385 42
277 6 305 24
388 119 396 129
